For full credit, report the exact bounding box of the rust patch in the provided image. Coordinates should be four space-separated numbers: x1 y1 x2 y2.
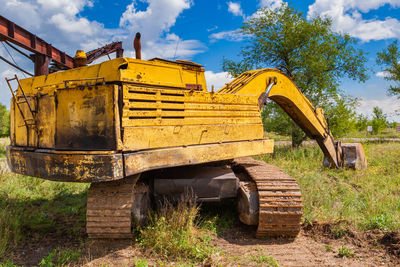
55 86 116 150
7 146 124 182
185 83 203 91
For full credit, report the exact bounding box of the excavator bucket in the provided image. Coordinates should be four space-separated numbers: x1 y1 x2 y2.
323 142 367 170
341 143 368 170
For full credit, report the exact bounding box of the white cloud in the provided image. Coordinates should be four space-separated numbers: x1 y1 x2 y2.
49 14 102 36
0 0 204 58
0 45 33 108
211 0 284 42
119 0 205 59
204 71 233 91
227 2 244 18
209 30 244 42
307 0 400 42
120 0 191 40
259 0 283 9
207 26 218 32
376 71 391 78
358 96 400 121
0 0 110 54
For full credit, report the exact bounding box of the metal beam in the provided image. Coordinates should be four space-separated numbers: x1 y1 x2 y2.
86 42 124 64
0 15 74 69
0 55 33 76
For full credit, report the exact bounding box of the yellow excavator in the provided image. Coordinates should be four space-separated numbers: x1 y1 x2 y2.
2 17 367 238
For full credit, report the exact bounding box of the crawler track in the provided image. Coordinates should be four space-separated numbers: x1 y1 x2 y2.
85 159 302 239
233 157 303 237
86 175 140 238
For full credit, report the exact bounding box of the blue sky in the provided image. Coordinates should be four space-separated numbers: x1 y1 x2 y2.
0 0 400 120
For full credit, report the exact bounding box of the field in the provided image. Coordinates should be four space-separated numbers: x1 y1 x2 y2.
1 137 400 266
265 128 400 143
344 128 400 139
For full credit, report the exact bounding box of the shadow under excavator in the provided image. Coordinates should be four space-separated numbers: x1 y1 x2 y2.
199 200 297 246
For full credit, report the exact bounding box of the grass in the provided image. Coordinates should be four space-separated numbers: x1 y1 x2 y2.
198 200 237 234
258 142 400 231
337 246 355 258
38 248 81 267
249 249 279 266
264 132 291 141
0 171 88 259
343 128 400 139
0 259 20 267
133 258 149 267
0 138 88 261
138 197 218 264
265 128 400 142
324 245 333 252
0 138 8 158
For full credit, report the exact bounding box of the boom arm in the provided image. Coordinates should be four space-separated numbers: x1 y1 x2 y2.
218 69 362 169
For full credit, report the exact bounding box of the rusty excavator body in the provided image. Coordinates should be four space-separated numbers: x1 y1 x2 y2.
1 16 367 238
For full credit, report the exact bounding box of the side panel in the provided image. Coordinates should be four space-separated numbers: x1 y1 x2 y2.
7 148 123 182
14 95 37 147
37 94 56 148
123 124 263 150
121 85 264 151
55 85 115 150
124 139 274 176
121 62 184 88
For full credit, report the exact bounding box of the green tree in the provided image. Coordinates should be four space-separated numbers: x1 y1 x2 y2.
223 3 367 146
377 41 400 96
261 101 291 135
371 106 387 134
355 114 369 132
323 95 358 138
0 104 10 137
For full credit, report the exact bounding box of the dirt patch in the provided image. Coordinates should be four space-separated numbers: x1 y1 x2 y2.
380 231 400 257
303 221 400 265
216 224 397 266
7 224 399 266
9 235 84 267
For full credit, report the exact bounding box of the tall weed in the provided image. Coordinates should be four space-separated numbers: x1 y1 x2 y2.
139 197 217 263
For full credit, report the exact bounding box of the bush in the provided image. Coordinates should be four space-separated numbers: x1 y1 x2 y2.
0 104 9 137
355 114 369 132
371 106 387 134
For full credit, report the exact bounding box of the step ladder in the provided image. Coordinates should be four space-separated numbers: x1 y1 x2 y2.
6 75 37 144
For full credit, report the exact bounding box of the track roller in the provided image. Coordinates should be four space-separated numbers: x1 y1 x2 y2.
233 157 303 237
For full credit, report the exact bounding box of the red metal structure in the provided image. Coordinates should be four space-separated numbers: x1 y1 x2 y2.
86 42 123 64
0 15 123 76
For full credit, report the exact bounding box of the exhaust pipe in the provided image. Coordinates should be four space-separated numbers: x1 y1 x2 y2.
134 32 141 60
